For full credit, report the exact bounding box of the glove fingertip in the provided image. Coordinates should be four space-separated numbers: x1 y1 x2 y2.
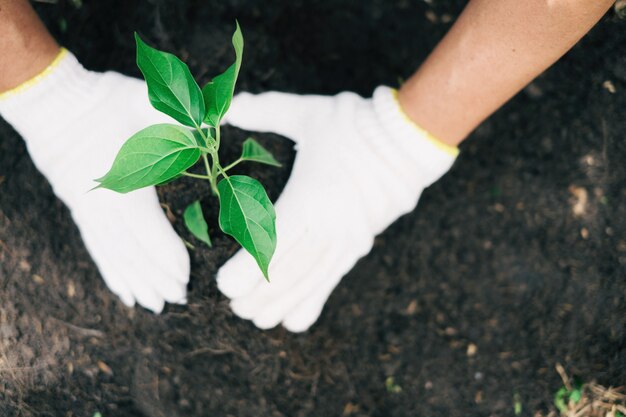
252 315 281 330
140 295 165 314
173 297 188 305
282 310 319 333
230 298 259 320
282 318 314 333
117 291 135 308
216 250 264 299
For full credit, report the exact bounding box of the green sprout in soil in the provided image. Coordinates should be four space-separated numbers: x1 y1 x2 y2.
546 364 626 417
555 383 584 415
95 23 279 278
513 391 522 415
385 376 402 394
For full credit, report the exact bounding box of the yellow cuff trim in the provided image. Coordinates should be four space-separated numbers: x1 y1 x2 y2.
391 89 459 157
0 48 69 101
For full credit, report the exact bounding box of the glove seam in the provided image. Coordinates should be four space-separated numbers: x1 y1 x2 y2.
390 89 459 157
0 48 69 101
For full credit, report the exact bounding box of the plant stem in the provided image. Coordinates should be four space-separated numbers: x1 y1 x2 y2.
215 123 221 150
212 125 221 179
202 153 219 196
182 172 212 180
193 125 221 195
210 152 218 180
216 160 229 179
208 124 222 195
202 153 212 176
222 158 242 172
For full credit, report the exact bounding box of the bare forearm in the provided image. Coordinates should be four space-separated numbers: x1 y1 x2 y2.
398 0 614 146
0 0 58 92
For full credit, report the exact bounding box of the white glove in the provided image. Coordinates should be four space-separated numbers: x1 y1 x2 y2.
218 87 458 332
0 49 189 313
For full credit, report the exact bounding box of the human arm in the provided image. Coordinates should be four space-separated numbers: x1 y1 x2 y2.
0 0 59 91
398 0 615 146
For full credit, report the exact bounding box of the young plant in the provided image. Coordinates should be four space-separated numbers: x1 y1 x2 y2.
95 23 279 279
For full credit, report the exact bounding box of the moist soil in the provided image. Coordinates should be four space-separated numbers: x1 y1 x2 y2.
0 1 625 416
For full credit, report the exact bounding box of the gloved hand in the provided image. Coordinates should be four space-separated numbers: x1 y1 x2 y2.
218 87 458 332
0 49 189 313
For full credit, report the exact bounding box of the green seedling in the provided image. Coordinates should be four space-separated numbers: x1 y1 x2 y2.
95 23 279 278
513 391 522 416
554 383 583 414
385 376 402 394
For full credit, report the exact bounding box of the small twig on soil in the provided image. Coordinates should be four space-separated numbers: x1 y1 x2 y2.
0 238 12 256
556 363 572 391
589 382 626 402
49 317 105 338
0 365 43 373
286 368 320 382
186 345 252 363
0 343 22 389
186 347 235 357
160 203 176 224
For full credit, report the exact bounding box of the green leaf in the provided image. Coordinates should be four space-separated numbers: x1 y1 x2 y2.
184 200 211 247
217 175 276 278
96 124 201 193
569 388 582 404
240 138 282 167
202 22 243 127
156 173 183 186
135 33 205 127
554 387 569 414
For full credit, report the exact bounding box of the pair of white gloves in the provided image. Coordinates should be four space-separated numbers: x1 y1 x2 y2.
0 50 457 332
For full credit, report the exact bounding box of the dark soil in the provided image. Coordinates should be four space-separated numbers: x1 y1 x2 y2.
1 1 625 416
